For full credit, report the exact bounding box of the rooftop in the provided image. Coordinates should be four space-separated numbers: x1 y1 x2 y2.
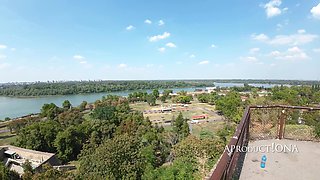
209 105 320 180
240 139 320 180
0 145 57 175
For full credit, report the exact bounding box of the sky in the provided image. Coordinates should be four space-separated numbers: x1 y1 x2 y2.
0 0 320 82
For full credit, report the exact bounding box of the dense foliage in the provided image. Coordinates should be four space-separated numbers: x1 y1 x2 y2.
0 80 208 96
215 91 244 123
2 80 318 96
8 95 226 179
4 84 320 179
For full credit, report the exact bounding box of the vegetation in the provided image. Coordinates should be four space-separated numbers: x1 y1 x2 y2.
1 80 319 97
0 80 208 96
215 91 244 123
0 94 229 179
1 83 320 179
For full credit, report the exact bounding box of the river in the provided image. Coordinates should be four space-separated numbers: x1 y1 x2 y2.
0 83 282 119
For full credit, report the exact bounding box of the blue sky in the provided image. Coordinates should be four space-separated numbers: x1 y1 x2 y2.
0 0 320 82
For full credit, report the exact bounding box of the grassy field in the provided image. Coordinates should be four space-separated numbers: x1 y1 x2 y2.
130 100 218 123
0 131 16 146
191 121 226 138
130 100 228 139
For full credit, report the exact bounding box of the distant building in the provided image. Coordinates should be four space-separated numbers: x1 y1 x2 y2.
195 88 204 92
0 145 60 175
192 114 208 120
258 90 270 97
206 87 217 93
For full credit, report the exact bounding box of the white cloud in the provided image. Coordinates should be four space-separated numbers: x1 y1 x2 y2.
251 33 269 42
252 32 318 46
158 47 166 53
146 64 154 68
189 54 196 58
249 48 260 54
176 61 183 65
263 0 283 18
198 60 210 65
73 55 85 60
271 46 309 60
311 3 320 19
10 48 16 51
270 50 281 56
0 44 7 49
313 48 320 53
73 55 87 64
149 32 170 42
126 25 135 31
166 42 176 48
241 56 259 63
118 63 128 68
144 19 152 24
158 20 165 26
298 29 306 34
211 44 217 48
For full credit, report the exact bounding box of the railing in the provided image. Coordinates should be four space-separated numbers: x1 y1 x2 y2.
209 105 320 180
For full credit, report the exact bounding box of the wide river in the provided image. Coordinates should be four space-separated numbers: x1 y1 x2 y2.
0 83 280 119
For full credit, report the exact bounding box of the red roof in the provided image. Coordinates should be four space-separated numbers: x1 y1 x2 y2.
192 114 208 119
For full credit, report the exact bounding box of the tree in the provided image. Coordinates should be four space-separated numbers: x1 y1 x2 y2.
32 164 73 180
62 100 72 110
22 160 34 180
91 105 117 122
57 109 84 128
160 95 167 103
79 101 88 111
172 112 190 141
173 95 193 104
0 163 20 180
163 89 173 98
177 91 187 96
215 91 243 123
4 117 10 121
15 120 62 152
142 158 195 180
40 103 61 119
54 126 87 162
147 94 156 106
152 89 160 99
78 134 144 179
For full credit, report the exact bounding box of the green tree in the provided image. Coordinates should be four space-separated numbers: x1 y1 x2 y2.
15 120 62 152
0 163 20 180
215 91 243 123
57 109 84 128
163 89 173 98
172 112 190 141
160 95 167 103
78 134 144 179
32 164 73 180
22 160 34 180
79 101 88 111
54 126 87 162
40 103 61 119
147 94 156 106
152 89 160 99
62 100 72 110
91 105 117 122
